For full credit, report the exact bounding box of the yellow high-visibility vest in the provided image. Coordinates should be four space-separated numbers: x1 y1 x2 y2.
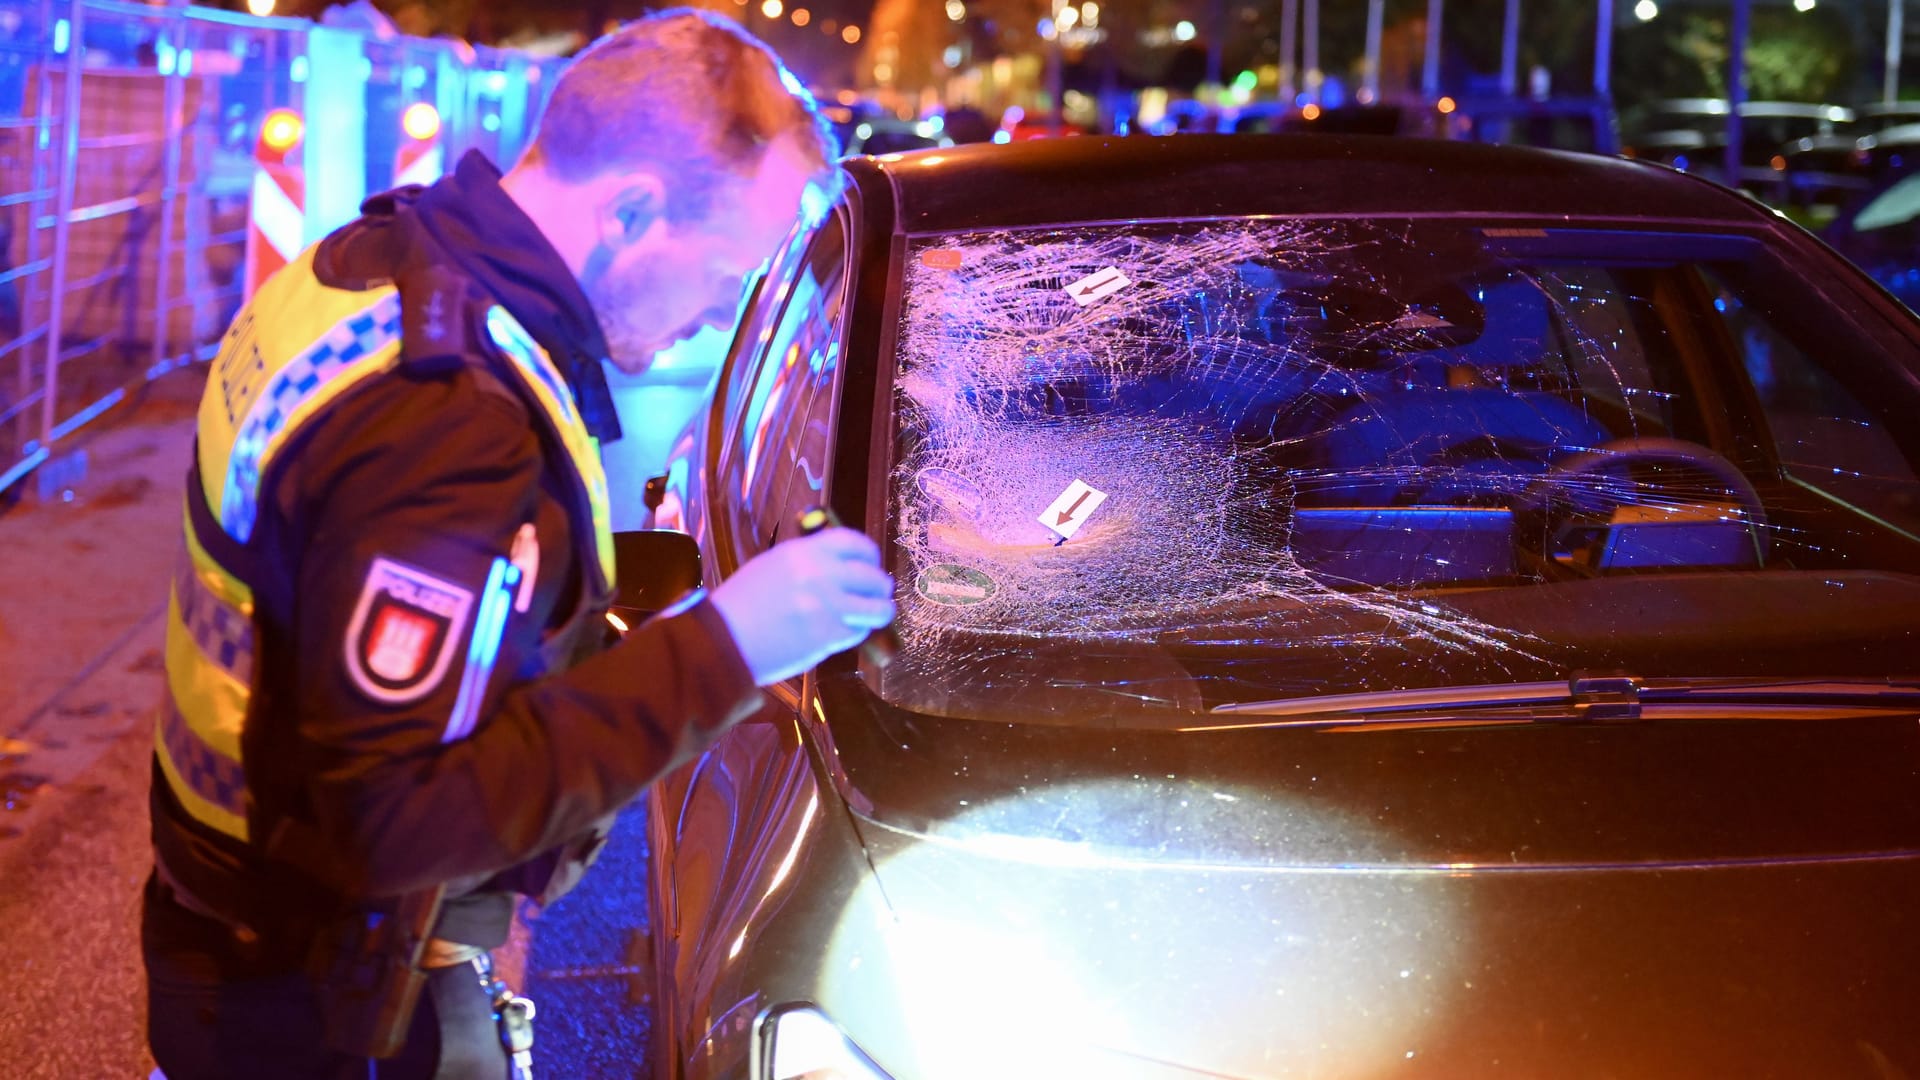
157 246 614 842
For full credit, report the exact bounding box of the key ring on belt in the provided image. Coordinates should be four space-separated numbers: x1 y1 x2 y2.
473 953 536 1080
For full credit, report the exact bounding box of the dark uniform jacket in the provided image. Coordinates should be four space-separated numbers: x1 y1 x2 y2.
150 150 761 951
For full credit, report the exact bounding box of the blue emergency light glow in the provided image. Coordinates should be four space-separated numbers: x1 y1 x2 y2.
778 64 818 109
179 49 193 76
156 41 176 75
799 179 832 229
52 19 69 54
290 56 309 83
445 556 519 743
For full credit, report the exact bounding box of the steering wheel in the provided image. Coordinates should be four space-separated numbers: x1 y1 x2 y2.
1517 436 1770 556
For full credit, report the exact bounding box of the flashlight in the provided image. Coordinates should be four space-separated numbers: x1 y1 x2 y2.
796 505 898 668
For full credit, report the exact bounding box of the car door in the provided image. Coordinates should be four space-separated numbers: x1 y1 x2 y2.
649 205 854 1069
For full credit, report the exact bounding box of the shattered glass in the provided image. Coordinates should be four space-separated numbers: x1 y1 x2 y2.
873 218 1920 720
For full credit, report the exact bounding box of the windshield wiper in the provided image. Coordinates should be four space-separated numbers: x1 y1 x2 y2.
1190 675 1920 731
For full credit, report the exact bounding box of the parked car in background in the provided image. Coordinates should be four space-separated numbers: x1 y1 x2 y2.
1825 165 1920 311
1857 122 1920 178
820 100 959 158
1779 131 1873 211
640 134 1920 1080
1448 94 1620 155
841 117 954 157
1856 100 1920 135
1739 100 1856 151
1625 98 1855 199
1229 100 1444 139
1621 95 1731 160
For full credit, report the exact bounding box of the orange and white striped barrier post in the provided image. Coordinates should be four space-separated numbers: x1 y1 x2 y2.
395 102 444 188
244 107 306 300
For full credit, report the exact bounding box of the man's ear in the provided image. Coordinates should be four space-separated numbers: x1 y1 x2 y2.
597 174 669 249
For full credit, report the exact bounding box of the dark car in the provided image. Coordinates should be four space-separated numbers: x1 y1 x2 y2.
1857 121 1920 177
842 117 955 158
1626 98 1856 197
1448 94 1620 155
1229 101 1445 139
1857 100 1920 135
638 134 1920 1080
1825 166 1920 311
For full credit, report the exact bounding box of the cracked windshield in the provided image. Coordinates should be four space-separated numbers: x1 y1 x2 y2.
878 218 1920 722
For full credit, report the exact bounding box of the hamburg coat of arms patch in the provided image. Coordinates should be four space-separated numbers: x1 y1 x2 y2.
344 556 475 705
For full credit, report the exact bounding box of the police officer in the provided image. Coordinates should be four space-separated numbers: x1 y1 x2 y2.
141 12 891 1078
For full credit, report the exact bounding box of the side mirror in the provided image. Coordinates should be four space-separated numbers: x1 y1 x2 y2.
610 530 702 623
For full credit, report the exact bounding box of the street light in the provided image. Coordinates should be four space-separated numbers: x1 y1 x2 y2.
246 0 275 14
1792 0 1813 9
1173 19 1196 41
946 0 965 21
761 0 782 18
1633 0 1657 20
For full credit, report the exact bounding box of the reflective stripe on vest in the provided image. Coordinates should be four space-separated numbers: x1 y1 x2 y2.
158 249 615 842
154 504 259 838
483 305 616 587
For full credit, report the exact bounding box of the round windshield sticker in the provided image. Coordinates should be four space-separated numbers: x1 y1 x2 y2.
915 564 996 606
915 467 984 517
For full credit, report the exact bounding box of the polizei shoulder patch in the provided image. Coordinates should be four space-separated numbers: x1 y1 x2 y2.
344 556 475 705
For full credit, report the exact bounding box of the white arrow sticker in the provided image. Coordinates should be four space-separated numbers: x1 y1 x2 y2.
1039 478 1109 540
1064 266 1131 307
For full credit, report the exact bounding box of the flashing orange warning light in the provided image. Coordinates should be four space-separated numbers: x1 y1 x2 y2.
1301 103 1322 121
1436 96 1458 115
402 102 442 142
260 108 304 155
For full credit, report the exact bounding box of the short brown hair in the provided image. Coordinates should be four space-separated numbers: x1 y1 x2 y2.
526 9 838 220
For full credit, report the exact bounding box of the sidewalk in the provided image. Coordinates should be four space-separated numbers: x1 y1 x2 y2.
1 386 192 1078
0 376 656 1077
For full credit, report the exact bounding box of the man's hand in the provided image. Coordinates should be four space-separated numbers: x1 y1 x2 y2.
709 527 896 686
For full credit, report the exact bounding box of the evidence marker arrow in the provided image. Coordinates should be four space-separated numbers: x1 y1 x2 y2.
1064 266 1132 307
1039 479 1110 541
1055 489 1092 525
1075 272 1120 297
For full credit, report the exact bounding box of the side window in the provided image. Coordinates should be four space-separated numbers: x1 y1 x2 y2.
717 219 816 426
713 212 850 569
1708 278 1920 532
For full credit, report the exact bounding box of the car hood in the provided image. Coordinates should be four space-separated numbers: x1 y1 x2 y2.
810 680 1920 1078
838 812 1920 1080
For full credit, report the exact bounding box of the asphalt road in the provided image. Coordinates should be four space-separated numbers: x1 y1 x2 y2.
1 385 656 1078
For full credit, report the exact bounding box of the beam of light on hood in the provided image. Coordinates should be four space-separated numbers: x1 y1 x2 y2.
823 778 1470 1078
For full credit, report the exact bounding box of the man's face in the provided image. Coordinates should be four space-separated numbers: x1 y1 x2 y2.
588 138 816 374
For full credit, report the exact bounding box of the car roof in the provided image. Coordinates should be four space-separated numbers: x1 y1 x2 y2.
1642 98 1731 116
1740 101 1854 122
1863 123 1920 149
847 134 1768 234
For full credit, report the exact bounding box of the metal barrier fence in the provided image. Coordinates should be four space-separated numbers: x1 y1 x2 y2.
0 0 560 504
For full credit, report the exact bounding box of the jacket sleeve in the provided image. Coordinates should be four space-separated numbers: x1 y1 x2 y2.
271 366 761 899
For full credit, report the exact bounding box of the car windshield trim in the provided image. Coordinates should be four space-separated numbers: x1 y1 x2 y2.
898 212 1769 243
1191 675 1920 730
